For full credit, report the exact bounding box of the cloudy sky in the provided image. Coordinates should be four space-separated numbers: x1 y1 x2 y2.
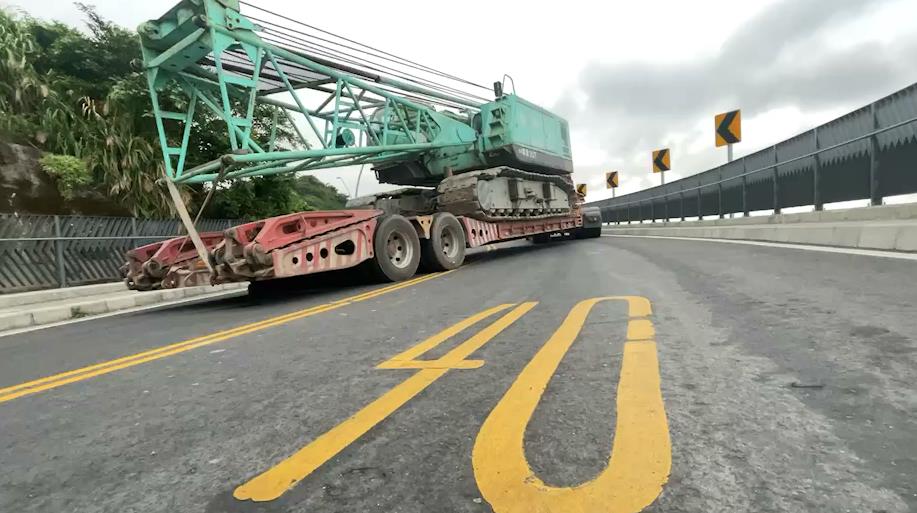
3 0 916 202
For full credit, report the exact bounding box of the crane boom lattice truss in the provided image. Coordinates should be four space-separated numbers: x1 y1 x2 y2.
139 0 490 185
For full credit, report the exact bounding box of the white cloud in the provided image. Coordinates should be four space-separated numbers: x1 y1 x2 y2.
5 0 914 203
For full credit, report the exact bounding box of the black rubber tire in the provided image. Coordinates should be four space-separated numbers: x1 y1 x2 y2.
366 215 421 282
420 213 466 272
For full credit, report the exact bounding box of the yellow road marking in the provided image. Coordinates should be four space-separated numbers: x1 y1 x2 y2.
472 296 671 513
627 318 655 340
0 272 451 405
234 301 537 502
376 303 514 368
379 360 485 370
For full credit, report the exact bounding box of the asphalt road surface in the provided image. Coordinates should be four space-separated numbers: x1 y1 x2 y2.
1 235 915 513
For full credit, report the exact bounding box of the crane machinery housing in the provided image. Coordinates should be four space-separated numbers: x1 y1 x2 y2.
123 0 602 290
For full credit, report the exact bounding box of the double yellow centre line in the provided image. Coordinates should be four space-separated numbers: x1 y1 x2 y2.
0 272 451 405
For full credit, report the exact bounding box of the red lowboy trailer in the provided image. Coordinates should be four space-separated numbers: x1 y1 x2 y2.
124 206 601 290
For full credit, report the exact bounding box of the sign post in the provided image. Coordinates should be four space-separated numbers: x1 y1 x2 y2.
652 148 670 185
715 109 741 162
605 171 619 198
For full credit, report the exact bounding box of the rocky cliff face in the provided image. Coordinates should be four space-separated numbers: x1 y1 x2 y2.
0 140 130 216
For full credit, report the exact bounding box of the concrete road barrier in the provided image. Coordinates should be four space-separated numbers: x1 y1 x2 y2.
0 282 248 333
603 204 917 252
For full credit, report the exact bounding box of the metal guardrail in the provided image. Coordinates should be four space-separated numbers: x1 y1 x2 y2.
0 215 238 294
588 82 917 223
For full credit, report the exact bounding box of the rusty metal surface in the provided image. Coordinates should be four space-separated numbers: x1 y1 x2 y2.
462 213 583 248
124 233 225 291
213 210 383 282
271 221 377 278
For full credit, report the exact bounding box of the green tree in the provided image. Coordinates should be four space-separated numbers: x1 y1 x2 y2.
293 175 348 211
26 4 135 99
0 7 54 142
38 153 91 199
207 175 309 220
0 4 348 220
0 6 169 215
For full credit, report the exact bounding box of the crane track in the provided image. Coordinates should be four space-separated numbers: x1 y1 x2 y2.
436 167 577 222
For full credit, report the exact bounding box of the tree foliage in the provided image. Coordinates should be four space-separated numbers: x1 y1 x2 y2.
293 175 349 211
39 153 90 199
208 176 308 220
0 4 346 219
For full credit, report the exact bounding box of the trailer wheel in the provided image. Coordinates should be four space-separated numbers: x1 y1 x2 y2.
420 213 466 271
368 215 421 282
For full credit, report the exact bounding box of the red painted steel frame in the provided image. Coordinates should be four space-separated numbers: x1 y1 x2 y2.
225 210 382 255
217 210 383 281
271 218 378 278
461 213 583 248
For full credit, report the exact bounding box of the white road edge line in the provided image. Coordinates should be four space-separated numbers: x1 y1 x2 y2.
601 233 917 261
0 288 248 339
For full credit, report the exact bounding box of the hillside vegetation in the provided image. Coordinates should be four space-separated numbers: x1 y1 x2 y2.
0 4 346 219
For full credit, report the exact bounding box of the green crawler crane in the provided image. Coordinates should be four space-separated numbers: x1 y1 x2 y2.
124 0 600 288
138 0 576 211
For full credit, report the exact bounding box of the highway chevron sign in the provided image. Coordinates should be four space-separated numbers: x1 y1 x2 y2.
652 149 670 173
715 110 741 147
606 171 619 189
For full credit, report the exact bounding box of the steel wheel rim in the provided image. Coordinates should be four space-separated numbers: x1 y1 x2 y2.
440 225 459 260
386 230 413 269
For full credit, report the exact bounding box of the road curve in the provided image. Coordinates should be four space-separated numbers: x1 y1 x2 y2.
1 236 914 513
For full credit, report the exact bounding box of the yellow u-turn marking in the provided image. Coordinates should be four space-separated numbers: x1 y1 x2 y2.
234 301 537 502
472 296 670 513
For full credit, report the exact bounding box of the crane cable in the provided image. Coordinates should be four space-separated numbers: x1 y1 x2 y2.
247 14 489 98
238 1 492 95
219 49 476 111
257 28 490 104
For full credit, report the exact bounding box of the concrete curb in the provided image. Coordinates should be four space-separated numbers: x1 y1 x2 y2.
603 220 917 252
602 202 917 228
0 282 127 309
0 283 249 332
